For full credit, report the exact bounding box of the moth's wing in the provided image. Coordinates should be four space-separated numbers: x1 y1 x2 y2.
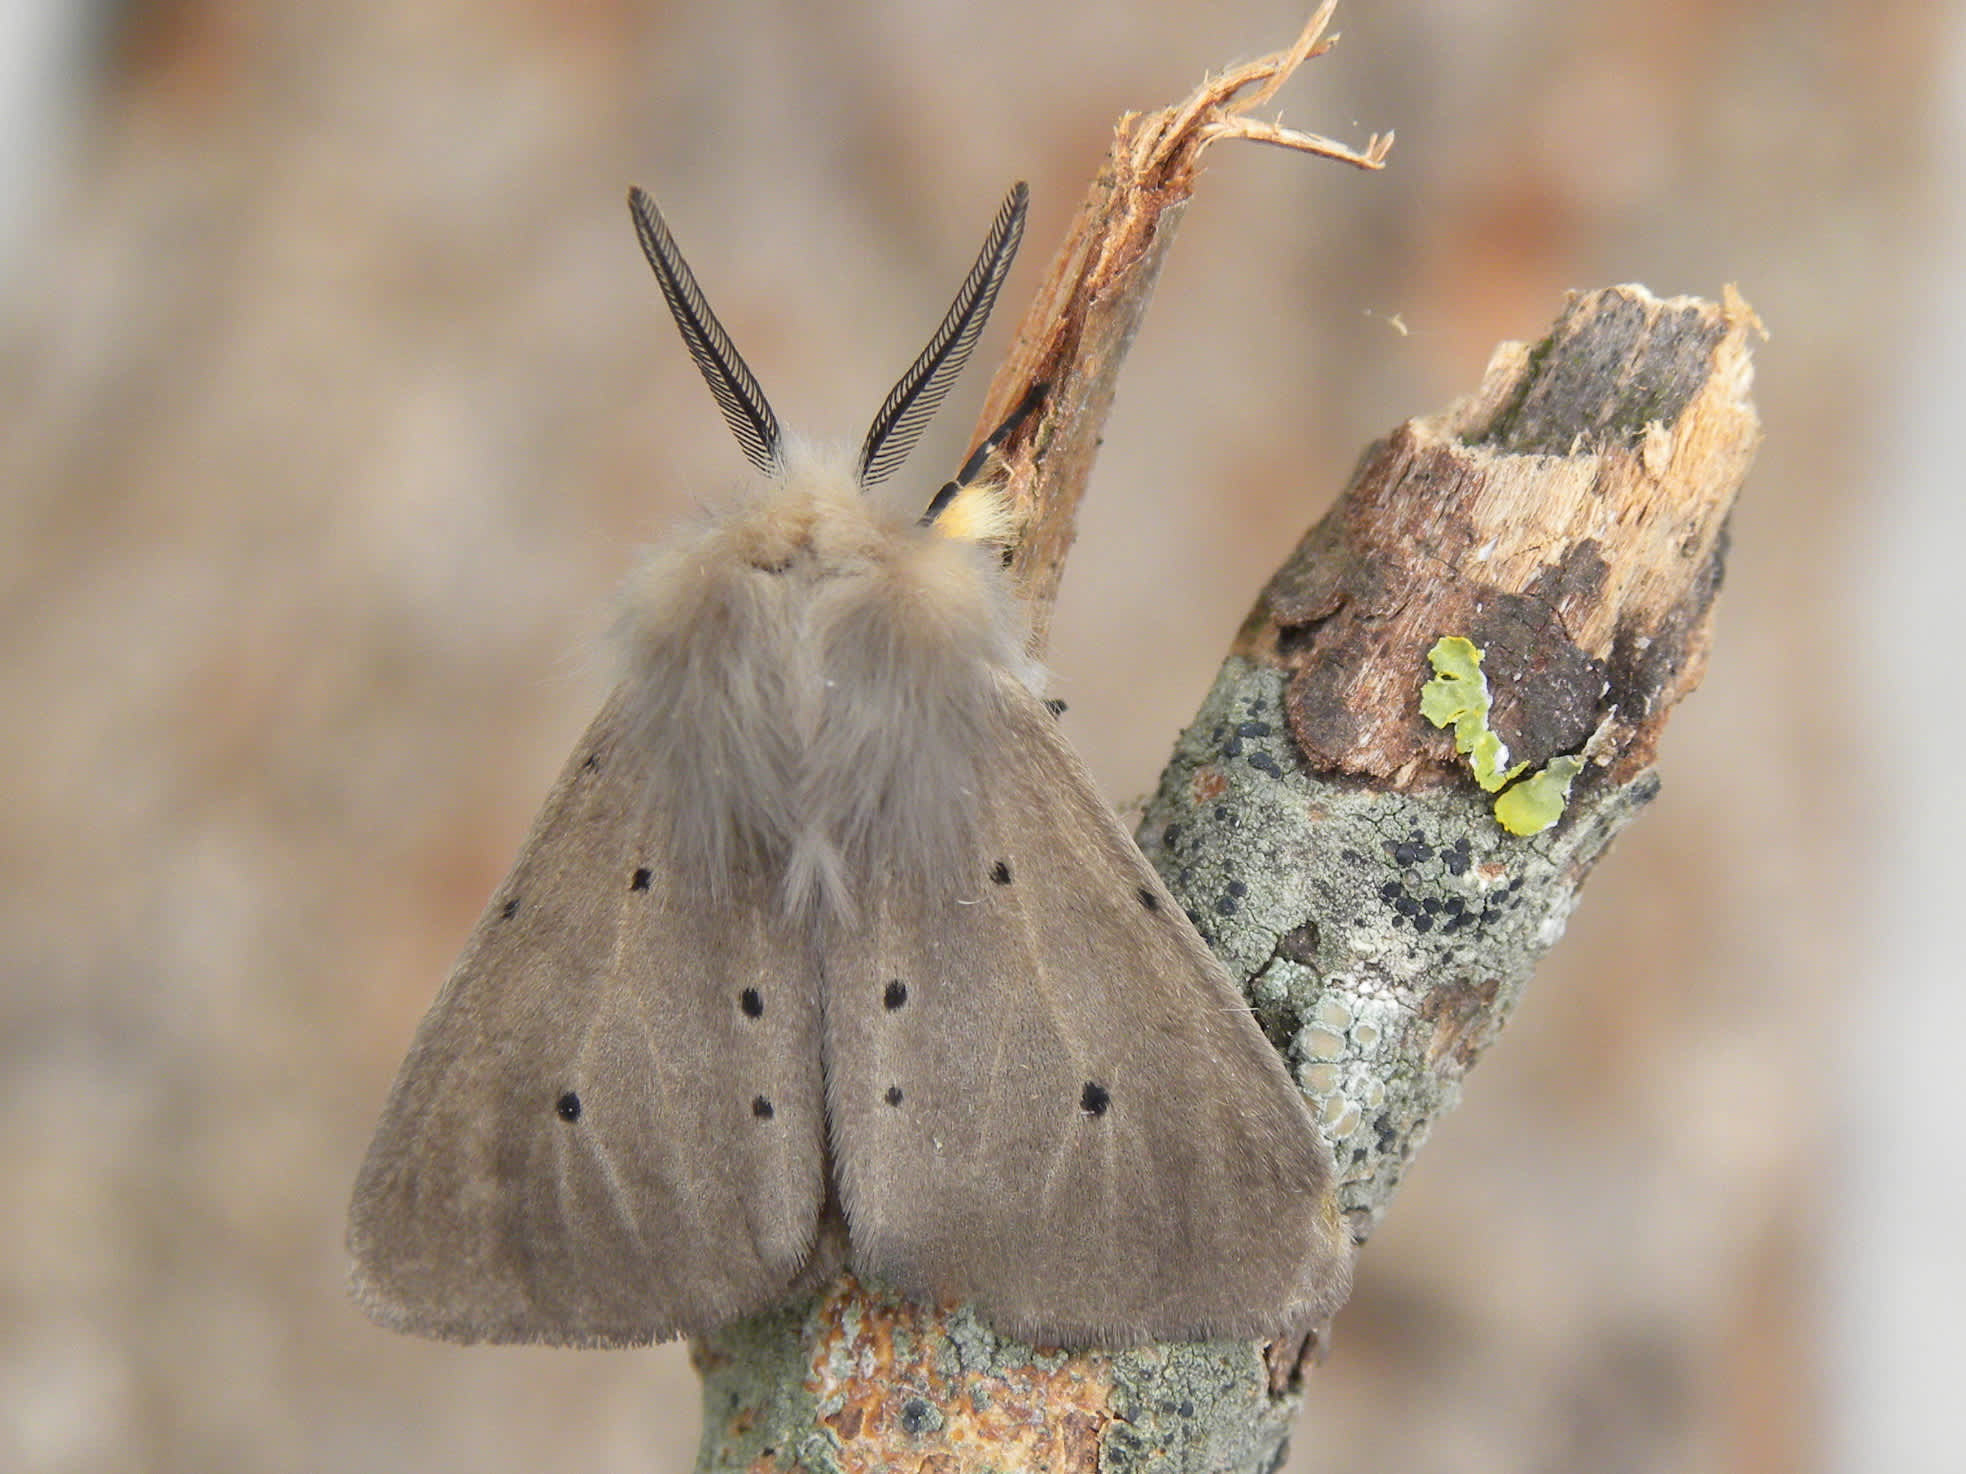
348 690 826 1345
824 682 1352 1347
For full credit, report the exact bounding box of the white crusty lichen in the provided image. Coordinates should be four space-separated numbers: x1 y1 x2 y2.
1139 657 1650 1231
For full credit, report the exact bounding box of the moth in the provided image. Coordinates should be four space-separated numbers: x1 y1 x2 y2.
347 182 1353 1348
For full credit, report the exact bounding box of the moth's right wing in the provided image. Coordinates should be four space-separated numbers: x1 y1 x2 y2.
824 681 1351 1347
347 691 826 1345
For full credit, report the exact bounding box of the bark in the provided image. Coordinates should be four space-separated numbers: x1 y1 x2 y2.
689 8 1760 1470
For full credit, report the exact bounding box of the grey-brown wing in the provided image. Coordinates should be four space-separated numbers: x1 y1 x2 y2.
347 690 826 1345
823 682 1351 1347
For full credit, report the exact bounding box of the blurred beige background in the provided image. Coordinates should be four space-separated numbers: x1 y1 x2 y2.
1 2 1947 1471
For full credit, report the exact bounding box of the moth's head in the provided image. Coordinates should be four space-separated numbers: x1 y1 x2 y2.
627 183 1036 548
719 441 869 576
711 437 1020 603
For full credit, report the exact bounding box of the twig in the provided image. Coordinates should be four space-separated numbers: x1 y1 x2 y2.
974 1 1389 650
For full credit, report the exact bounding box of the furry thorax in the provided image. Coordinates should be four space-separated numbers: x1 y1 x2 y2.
611 442 1037 921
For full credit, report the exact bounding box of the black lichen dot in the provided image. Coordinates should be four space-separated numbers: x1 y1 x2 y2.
883 979 908 1011
500 897 520 921
990 860 1012 886
884 1085 904 1107
739 987 764 1019
630 867 652 892
1080 1081 1111 1117
751 1095 774 1120
556 1091 581 1122
1137 886 1160 912
898 1396 940 1436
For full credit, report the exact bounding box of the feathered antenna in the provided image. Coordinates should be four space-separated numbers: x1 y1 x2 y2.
857 183 1028 488
628 188 783 476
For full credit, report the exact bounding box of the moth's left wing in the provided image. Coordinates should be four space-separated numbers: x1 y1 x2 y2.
347 691 827 1345
822 681 1352 1347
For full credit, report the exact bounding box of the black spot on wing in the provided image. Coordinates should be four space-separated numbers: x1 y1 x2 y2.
883 980 908 1011
740 987 764 1018
751 1095 774 1120
1080 1081 1110 1117
990 861 1012 886
556 1091 582 1122
630 866 652 891
1137 886 1159 912
500 897 520 921
884 1085 904 1106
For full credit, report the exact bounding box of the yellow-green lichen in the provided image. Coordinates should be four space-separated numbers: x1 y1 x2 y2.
1419 636 1525 792
1493 754 1584 836
1421 637 1586 837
